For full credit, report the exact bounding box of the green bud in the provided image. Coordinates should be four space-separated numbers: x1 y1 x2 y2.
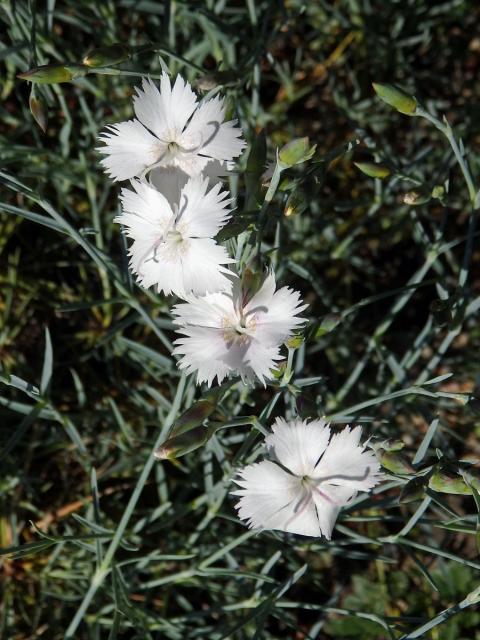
171 399 217 437
241 268 263 305
315 314 341 338
354 161 391 179
379 439 405 453
399 476 427 504
380 450 414 475
372 83 417 115
82 44 131 68
29 91 48 133
154 425 216 460
286 334 304 349
278 137 316 169
284 190 308 217
429 469 480 495
431 185 445 200
271 361 287 379
403 190 431 206
18 64 88 84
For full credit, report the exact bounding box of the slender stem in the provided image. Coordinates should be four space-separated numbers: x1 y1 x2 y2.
256 161 282 262
415 107 478 307
64 374 187 639
415 107 477 205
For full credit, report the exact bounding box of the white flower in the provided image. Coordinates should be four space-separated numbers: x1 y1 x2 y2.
97 73 246 181
115 175 234 297
172 273 307 386
232 418 383 538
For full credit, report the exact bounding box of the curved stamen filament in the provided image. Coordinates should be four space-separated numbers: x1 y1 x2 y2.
136 215 177 277
283 490 312 529
310 484 341 506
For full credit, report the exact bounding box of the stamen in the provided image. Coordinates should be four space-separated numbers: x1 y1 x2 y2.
136 215 177 277
309 482 342 506
199 120 221 150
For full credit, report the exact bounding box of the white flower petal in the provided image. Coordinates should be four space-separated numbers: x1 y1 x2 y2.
170 151 211 177
98 74 244 181
232 461 321 536
118 180 174 227
133 75 197 140
178 238 234 296
126 236 232 298
231 420 383 539
244 341 282 386
116 178 234 298
310 484 356 539
312 426 383 491
173 326 232 386
171 271 304 386
183 95 246 162
97 120 161 181
253 286 307 346
266 418 331 477
173 318 278 388
178 176 232 238
243 274 307 347
172 292 233 328
310 497 340 540
243 272 276 313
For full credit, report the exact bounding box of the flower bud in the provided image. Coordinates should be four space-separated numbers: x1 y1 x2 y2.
379 439 405 453
286 334 303 349
154 425 215 460
29 91 48 133
428 469 479 495
18 64 88 84
431 185 446 201
380 450 414 475
354 161 391 179
278 137 316 169
82 44 131 68
399 476 427 503
372 83 417 115
241 268 263 305
171 399 217 437
403 190 430 206
284 190 308 217
315 314 341 338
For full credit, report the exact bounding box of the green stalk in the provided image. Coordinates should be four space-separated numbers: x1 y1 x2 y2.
415 107 477 205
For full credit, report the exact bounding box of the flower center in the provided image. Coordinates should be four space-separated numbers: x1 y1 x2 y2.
222 311 256 346
302 476 340 505
158 224 190 261
166 228 183 245
168 141 179 154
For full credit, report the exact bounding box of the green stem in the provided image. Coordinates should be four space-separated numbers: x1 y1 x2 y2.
415 107 477 205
